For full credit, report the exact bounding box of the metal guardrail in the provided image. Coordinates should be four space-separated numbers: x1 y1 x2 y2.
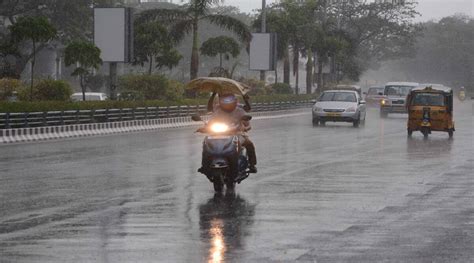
0 101 312 129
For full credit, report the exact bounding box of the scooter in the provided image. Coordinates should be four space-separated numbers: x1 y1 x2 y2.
192 115 252 192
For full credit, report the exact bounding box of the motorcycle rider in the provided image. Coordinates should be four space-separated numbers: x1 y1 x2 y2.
199 93 257 174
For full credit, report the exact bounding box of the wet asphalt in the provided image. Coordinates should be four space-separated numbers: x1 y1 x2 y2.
0 100 473 263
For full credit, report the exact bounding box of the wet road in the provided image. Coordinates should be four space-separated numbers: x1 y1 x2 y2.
0 101 473 262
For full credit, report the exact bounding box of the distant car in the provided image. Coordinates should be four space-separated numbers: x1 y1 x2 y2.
71 92 108 101
380 82 419 118
364 86 384 107
312 90 366 127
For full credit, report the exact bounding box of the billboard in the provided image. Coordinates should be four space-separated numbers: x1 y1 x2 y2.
94 8 133 62
249 33 277 71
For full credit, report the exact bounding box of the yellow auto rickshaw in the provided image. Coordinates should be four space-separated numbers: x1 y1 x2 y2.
406 86 455 138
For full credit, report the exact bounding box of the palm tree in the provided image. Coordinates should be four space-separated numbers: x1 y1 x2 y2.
137 0 251 81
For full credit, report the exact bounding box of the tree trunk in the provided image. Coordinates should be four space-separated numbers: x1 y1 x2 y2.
317 54 324 93
219 53 223 68
295 69 299 94
283 47 290 85
80 75 86 101
274 62 278 84
30 40 36 101
148 56 153 75
306 49 313 94
293 47 299 95
190 20 199 80
313 52 317 87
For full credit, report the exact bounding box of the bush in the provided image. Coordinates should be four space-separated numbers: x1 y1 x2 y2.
118 74 184 101
270 83 293 94
118 91 145 101
0 78 24 101
0 94 315 113
18 79 73 101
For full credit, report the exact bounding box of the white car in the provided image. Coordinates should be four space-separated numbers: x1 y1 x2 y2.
380 82 419 117
312 90 366 127
71 92 108 101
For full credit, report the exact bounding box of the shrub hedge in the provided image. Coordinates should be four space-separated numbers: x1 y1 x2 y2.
118 74 184 101
0 94 315 113
0 78 24 100
18 79 73 101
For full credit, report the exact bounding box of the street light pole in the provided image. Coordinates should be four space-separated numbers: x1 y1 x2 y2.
260 0 266 82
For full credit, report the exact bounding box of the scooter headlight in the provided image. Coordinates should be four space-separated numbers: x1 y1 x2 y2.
210 123 229 133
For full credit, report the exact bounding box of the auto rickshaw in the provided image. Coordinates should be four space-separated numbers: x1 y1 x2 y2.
406 86 455 138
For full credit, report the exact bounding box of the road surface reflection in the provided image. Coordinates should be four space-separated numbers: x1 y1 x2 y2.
199 191 255 263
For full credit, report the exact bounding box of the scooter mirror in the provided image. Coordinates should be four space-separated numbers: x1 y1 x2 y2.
191 115 202 122
241 115 252 121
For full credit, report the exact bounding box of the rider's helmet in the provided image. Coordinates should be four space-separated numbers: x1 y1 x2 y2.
219 93 238 113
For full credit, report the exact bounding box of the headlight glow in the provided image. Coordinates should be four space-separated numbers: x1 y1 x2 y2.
381 99 386 105
210 123 229 133
346 106 356 112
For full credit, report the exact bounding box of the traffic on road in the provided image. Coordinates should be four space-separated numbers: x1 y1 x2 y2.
0 96 472 262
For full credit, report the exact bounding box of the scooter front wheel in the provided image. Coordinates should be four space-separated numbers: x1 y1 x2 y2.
225 180 235 190
212 170 224 192
421 128 429 139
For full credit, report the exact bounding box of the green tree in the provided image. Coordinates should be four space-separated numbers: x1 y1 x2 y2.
9 16 57 101
64 41 102 101
200 36 240 69
136 0 252 81
133 20 182 75
270 0 313 94
381 15 474 89
0 0 123 77
0 33 21 78
334 0 421 77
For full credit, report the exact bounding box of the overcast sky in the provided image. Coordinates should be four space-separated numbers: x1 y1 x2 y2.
223 0 473 21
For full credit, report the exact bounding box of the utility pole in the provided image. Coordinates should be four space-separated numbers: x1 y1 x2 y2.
260 0 266 82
